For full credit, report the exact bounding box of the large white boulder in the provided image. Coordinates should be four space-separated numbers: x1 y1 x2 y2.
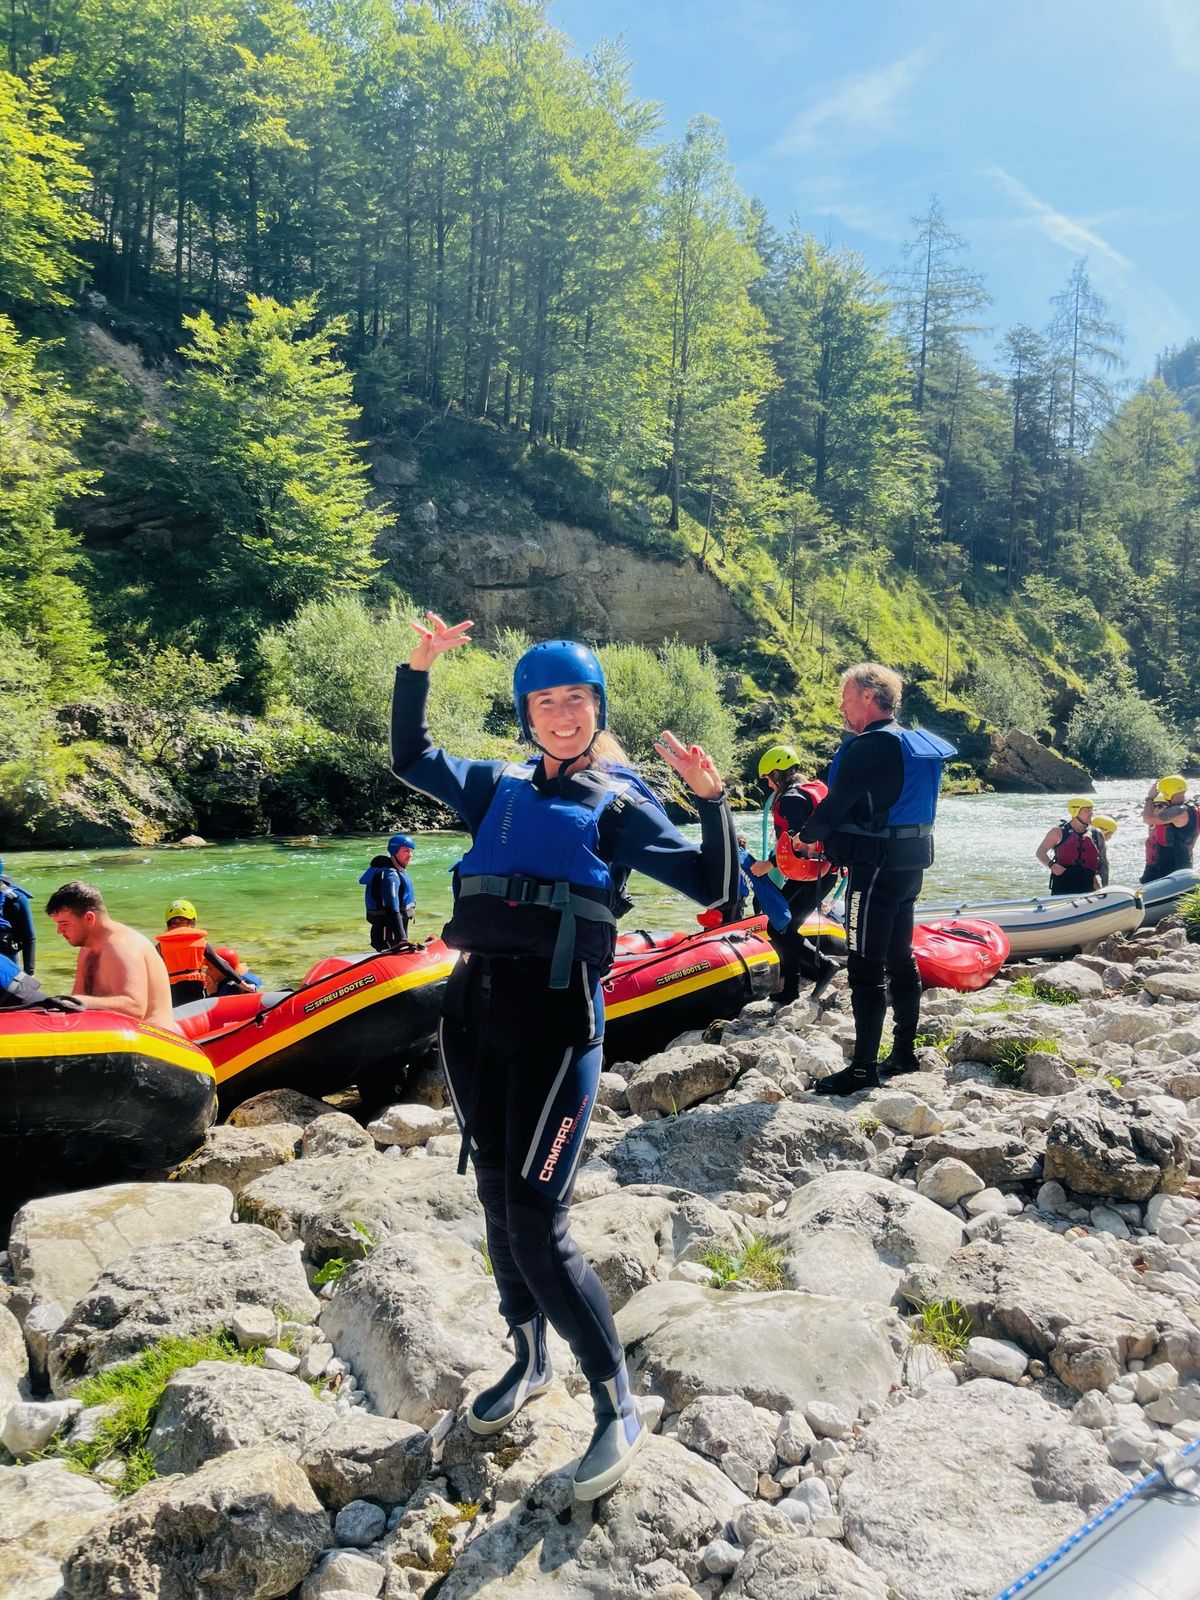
8 1182 235 1310
839 1381 1126 1599
617 1280 903 1417
767 1172 964 1305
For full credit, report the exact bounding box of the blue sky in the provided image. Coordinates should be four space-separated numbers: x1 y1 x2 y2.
551 0 1199 383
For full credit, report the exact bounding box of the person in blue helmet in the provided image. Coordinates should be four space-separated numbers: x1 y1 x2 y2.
390 613 739 1502
0 858 36 976
798 662 955 1094
360 834 417 950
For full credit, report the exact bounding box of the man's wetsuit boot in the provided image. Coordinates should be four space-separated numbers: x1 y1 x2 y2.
572 1361 646 1501
814 1059 880 1095
879 965 922 1076
467 1314 552 1435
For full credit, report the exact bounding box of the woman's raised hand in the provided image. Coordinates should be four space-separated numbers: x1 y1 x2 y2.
654 730 724 801
408 612 475 672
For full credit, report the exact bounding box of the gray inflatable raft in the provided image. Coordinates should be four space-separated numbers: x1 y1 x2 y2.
993 1439 1200 1598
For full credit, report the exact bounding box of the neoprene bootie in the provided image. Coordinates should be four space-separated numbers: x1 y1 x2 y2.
467 1313 552 1435
814 1059 880 1095
878 1051 920 1079
572 1363 645 1501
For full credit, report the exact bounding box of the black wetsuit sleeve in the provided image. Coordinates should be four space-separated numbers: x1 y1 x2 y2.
606 791 740 911
799 731 904 843
389 665 508 830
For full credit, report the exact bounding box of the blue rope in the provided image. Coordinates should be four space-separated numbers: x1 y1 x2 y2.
993 1437 1200 1599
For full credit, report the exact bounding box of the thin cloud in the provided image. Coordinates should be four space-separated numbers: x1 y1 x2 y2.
1147 0 1200 71
774 49 930 154
986 166 1132 271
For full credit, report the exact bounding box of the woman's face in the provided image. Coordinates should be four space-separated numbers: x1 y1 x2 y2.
525 683 599 762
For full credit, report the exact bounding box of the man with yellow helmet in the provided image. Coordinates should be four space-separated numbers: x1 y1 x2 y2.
1035 798 1101 895
1141 776 1199 882
752 742 838 1005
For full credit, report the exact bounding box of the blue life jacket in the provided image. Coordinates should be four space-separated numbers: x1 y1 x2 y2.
360 858 404 918
0 951 19 992
217 969 263 996
828 723 957 861
0 879 32 952
448 761 640 987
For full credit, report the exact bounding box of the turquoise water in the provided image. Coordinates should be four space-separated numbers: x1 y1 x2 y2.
7 779 1159 993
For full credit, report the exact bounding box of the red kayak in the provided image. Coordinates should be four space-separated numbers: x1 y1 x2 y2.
603 915 780 1063
911 917 1009 991
177 942 456 1111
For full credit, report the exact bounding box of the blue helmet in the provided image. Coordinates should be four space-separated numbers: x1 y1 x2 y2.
513 640 607 742
387 833 415 854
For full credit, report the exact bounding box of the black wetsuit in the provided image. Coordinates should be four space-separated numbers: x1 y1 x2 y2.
801 722 926 1069
390 665 739 1381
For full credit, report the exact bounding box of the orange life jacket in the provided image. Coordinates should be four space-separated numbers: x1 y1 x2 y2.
157 926 208 987
773 780 832 881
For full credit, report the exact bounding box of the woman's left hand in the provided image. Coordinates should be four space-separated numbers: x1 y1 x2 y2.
655 731 724 800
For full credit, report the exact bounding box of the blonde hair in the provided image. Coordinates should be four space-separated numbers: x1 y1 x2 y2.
842 662 903 717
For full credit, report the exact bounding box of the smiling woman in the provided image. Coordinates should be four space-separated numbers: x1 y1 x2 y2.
388 613 739 1502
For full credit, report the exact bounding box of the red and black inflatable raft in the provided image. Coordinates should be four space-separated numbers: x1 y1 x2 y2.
603 914 780 1063
0 1009 217 1193
177 941 456 1111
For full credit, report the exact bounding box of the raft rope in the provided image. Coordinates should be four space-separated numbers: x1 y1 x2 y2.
993 1437 1200 1598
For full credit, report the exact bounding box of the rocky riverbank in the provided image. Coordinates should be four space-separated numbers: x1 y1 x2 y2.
4 920 1200 1600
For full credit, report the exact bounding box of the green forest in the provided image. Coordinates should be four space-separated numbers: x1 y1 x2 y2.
2 0 1198 843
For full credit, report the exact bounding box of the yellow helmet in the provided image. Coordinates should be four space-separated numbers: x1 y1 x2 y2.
1091 815 1117 837
1155 775 1187 802
164 897 198 923
1065 797 1094 818
758 744 800 778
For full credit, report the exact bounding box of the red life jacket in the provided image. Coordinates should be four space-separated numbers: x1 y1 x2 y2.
1146 805 1200 874
773 780 832 881
1054 823 1100 873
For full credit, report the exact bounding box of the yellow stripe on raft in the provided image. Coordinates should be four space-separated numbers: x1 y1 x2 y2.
605 948 778 1022
1 1027 215 1080
211 958 457 1084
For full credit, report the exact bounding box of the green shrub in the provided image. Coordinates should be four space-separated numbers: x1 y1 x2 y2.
969 657 1049 734
700 1236 787 1291
1064 674 1184 776
600 639 736 771
909 1299 972 1359
1178 887 1200 942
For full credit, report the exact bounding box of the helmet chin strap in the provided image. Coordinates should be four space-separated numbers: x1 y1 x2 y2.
531 731 598 767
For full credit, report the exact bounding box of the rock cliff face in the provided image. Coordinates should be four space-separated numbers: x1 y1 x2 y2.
382 514 753 648
985 729 1092 793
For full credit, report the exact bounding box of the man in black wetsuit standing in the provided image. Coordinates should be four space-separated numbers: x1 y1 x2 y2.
799 663 955 1095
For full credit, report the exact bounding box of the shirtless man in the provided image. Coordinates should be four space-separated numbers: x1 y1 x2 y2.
45 881 179 1032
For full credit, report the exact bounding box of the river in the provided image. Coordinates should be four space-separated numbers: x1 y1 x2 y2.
7 780 1158 993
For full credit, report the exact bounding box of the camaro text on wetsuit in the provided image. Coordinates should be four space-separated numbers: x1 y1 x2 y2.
539 1094 590 1182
